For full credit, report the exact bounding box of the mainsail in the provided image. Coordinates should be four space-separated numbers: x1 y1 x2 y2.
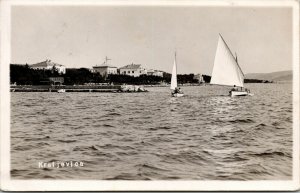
170 53 177 90
210 34 244 87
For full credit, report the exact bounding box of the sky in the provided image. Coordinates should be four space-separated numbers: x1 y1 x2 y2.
11 5 293 75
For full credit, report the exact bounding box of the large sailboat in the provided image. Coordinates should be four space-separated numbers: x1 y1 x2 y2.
210 34 252 97
170 52 184 97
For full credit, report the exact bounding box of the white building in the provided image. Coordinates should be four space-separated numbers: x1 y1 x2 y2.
194 73 204 83
147 69 164 77
93 65 118 78
30 59 66 74
92 56 118 78
119 63 147 77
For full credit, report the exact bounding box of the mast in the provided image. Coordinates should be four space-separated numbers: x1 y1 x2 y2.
175 51 177 76
104 56 111 65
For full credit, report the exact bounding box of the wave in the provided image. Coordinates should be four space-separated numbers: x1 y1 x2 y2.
73 145 98 151
253 123 268 130
13 144 39 151
103 112 122 117
11 169 28 176
24 136 50 141
250 151 288 158
74 133 91 136
57 139 77 143
102 124 115 128
104 173 151 180
227 118 255 123
148 126 171 130
135 163 169 172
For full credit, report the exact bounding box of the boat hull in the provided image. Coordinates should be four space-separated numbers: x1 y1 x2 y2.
230 91 250 97
57 89 66 93
172 93 184 97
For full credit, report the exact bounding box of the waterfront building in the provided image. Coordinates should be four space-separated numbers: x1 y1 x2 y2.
119 63 147 77
93 65 118 77
147 69 164 77
194 73 205 83
30 59 66 74
93 56 118 78
49 77 64 85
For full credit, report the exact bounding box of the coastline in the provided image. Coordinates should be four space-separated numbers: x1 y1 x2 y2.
9 82 281 92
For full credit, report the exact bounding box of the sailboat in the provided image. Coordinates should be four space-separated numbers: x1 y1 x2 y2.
210 34 252 97
170 52 184 97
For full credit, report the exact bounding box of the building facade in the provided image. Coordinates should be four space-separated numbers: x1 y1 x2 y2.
30 59 66 74
93 65 118 78
119 63 147 77
147 69 164 77
92 56 118 78
194 73 204 83
49 77 64 85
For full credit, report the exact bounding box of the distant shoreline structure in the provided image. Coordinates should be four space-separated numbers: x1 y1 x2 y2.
10 61 291 87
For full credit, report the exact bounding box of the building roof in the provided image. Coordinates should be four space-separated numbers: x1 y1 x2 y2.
147 69 155 73
30 59 64 68
119 63 142 70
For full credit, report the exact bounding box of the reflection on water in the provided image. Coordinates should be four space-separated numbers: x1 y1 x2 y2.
11 83 293 180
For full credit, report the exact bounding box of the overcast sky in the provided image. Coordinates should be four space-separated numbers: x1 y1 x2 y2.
11 5 292 74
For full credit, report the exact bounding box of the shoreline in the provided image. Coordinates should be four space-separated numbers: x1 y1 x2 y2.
9 82 283 92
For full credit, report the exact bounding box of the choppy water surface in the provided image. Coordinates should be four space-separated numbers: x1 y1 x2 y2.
11 83 293 180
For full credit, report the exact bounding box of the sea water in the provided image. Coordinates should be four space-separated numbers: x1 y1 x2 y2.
11 83 293 180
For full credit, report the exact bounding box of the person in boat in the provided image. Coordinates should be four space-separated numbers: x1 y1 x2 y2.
173 87 183 94
231 85 238 91
176 87 183 93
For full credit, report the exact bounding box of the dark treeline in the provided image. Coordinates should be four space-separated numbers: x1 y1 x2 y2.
178 74 199 84
202 75 211 83
244 79 273 83
10 64 203 85
10 64 105 85
11 64 271 85
10 64 60 85
64 68 104 85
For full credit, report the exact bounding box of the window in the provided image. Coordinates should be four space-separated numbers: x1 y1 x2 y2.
124 71 126 74
128 71 130 73
132 71 134 73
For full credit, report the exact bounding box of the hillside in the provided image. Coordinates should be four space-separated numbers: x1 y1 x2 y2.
245 70 292 82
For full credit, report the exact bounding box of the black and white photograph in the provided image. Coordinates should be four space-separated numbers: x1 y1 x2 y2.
0 0 299 191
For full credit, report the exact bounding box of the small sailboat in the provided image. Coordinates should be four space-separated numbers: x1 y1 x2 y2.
210 34 252 97
170 52 184 97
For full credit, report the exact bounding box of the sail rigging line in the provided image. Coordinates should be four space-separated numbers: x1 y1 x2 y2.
175 51 177 84
219 33 245 77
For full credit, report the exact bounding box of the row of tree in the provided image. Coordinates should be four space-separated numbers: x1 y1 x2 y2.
10 64 60 85
10 64 271 85
10 64 203 85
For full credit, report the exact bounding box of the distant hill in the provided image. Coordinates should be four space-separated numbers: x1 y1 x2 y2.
245 70 292 82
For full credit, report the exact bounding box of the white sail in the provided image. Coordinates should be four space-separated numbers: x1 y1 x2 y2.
170 55 177 90
210 35 244 87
